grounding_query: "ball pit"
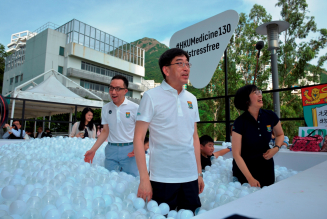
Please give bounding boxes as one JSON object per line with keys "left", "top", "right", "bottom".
{"left": 0, "top": 137, "right": 298, "bottom": 219}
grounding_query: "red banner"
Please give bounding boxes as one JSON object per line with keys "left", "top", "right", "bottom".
{"left": 301, "top": 84, "right": 327, "bottom": 106}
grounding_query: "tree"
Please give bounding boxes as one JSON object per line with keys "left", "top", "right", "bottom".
{"left": 0, "top": 43, "right": 9, "bottom": 93}
{"left": 194, "top": 5, "right": 272, "bottom": 141}
{"left": 274, "top": 0, "right": 327, "bottom": 137}
{"left": 192, "top": 1, "right": 327, "bottom": 141}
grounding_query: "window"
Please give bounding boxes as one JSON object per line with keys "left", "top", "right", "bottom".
{"left": 59, "top": 47, "right": 65, "bottom": 56}
{"left": 20, "top": 74, "right": 23, "bottom": 81}
{"left": 58, "top": 66, "right": 63, "bottom": 74}
{"left": 15, "top": 76, "right": 19, "bottom": 83}
{"left": 10, "top": 78, "right": 13, "bottom": 85}
{"left": 126, "top": 90, "right": 132, "bottom": 97}
{"left": 80, "top": 61, "right": 134, "bottom": 82}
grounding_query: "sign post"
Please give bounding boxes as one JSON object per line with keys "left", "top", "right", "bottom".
{"left": 169, "top": 10, "right": 239, "bottom": 88}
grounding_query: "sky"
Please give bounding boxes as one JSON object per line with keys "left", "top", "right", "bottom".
{"left": 0, "top": 0, "right": 326, "bottom": 69}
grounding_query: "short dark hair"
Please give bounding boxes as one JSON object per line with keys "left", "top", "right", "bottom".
{"left": 13, "top": 120, "right": 21, "bottom": 125}
{"left": 45, "top": 128, "right": 50, "bottom": 132}
{"left": 158, "top": 48, "right": 190, "bottom": 79}
{"left": 199, "top": 135, "right": 214, "bottom": 146}
{"left": 111, "top": 75, "right": 129, "bottom": 89}
{"left": 234, "top": 85, "right": 259, "bottom": 111}
{"left": 26, "top": 128, "right": 33, "bottom": 133}
{"left": 144, "top": 137, "right": 149, "bottom": 145}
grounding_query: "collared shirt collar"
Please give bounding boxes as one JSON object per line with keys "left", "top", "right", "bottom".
{"left": 112, "top": 97, "right": 128, "bottom": 107}
{"left": 161, "top": 80, "right": 185, "bottom": 94}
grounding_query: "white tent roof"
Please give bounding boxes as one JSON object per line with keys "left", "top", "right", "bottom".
{"left": 7, "top": 69, "right": 104, "bottom": 118}
{"left": 18, "top": 75, "right": 87, "bottom": 104}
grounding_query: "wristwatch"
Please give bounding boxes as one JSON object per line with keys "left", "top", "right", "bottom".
{"left": 273, "top": 145, "right": 281, "bottom": 151}
{"left": 227, "top": 146, "right": 232, "bottom": 151}
{"left": 198, "top": 173, "right": 203, "bottom": 178}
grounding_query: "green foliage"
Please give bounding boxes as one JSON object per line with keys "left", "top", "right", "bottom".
{"left": 0, "top": 43, "right": 9, "bottom": 93}
{"left": 189, "top": 1, "right": 327, "bottom": 141}
{"left": 131, "top": 37, "right": 169, "bottom": 83}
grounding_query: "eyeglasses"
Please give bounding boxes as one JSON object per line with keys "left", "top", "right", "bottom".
{"left": 253, "top": 90, "right": 262, "bottom": 95}
{"left": 167, "top": 62, "right": 192, "bottom": 68}
{"left": 109, "top": 86, "right": 127, "bottom": 92}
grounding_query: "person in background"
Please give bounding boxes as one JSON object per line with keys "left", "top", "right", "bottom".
{"left": 45, "top": 128, "right": 52, "bottom": 137}
{"left": 84, "top": 75, "right": 139, "bottom": 176}
{"left": 200, "top": 135, "right": 232, "bottom": 170}
{"left": 3, "top": 120, "right": 25, "bottom": 139}
{"left": 35, "top": 127, "right": 47, "bottom": 138}
{"left": 24, "top": 128, "right": 34, "bottom": 140}
{"left": 232, "top": 85, "right": 284, "bottom": 188}
{"left": 70, "top": 108, "right": 96, "bottom": 139}
{"left": 230, "top": 123, "right": 234, "bottom": 142}
{"left": 128, "top": 137, "right": 149, "bottom": 157}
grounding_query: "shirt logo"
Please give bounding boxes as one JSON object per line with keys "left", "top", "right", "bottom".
{"left": 109, "top": 110, "right": 112, "bottom": 114}
{"left": 267, "top": 125, "right": 272, "bottom": 132}
{"left": 126, "top": 112, "right": 130, "bottom": 118}
{"left": 137, "top": 112, "right": 141, "bottom": 116}
{"left": 187, "top": 101, "right": 193, "bottom": 109}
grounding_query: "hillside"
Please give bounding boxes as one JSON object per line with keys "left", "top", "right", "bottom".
{"left": 131, "top": 37, "right": 169, "bottom": 83}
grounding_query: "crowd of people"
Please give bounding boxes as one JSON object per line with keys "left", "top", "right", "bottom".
{"left": 2, "top": 121, "right": 52, "bottom": 140}
{"left": 1, "top": 48, "right": 287, "bottom": 213}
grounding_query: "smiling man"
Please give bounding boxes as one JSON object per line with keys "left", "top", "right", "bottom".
{"left": 133, "top": 48, "right": 204, "bottom": 212}
{"left": 84, "top": 75, "right": 139, "bottom": 176}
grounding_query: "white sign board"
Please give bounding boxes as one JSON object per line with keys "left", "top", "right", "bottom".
{"left": 170, "top": 10, "right": 239, "bottom": 88}
{"left": 298, "top": 126, "right": 327, "bottom": 147}
{"left": 315, "top": 105, "right": 327, "bottom": 126}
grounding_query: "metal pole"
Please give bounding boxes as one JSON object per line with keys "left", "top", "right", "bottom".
{"left": 20, "top": 100, "right": 25, "bottom": 139}
{"left": 271, "top": 49, "right": 281, "bottom": 117}
{"left": 224, "top": 49, "right": 231, "bottom": 142}
{"left": 74, "top": 105, "right": 77, "bottom": 123}
{"left": 69, "top": 109, "right": 73, "bottom": 135}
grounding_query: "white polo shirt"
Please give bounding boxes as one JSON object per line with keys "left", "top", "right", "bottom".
{"left": 136, "top": 80, "right": 200, "bottom": 183}
{"left": 101, "top": 98, "right": 138, "bottom": 143}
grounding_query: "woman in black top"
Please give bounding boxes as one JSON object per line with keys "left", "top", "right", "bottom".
{"left": 232, "top": 85, "right": 284, "bottom": 187}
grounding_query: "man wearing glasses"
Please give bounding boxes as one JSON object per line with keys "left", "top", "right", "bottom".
{"left": 134, "top": 48, "right": 204, "bottom": 212}
{"left": 84, "top": 75, "right": 139, "bottom": 176}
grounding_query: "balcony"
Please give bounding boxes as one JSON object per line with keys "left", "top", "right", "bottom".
{"left": 66, "top": 68, "right": 147, "bottom": 92}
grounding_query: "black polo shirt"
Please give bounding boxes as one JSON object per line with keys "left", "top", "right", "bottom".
{"left": 201, "top": 154, "right": 214, "bottom": 170}
{"left": 232, "top": 109, "right": 279, "bottom": 159}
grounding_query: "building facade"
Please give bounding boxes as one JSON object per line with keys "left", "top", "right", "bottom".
{"left": 3, "top": 19, "right": 147, "bottom": 102}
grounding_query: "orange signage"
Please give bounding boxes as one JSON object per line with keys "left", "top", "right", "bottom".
{"left": 301, "top": 84, "right": 327, "bottom": 106}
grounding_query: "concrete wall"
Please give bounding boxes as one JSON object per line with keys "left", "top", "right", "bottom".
{"left": 44, "top": 29, "right": 66, "bottom": 75}
{"left": 66, "top": 42, "right": 145, "bottom": 77}
{"left": 2, "top": 65, "right": 24, "bottom": 94}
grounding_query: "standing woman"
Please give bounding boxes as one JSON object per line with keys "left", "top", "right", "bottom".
{"left": 70, "top": 108, "right": 96, "bottom": 139}
{"left": 232, "top": 85, "right": 284, "bottom": 187}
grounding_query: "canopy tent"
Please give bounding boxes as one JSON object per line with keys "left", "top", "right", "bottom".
{"left": 6, "top": 69, "right": 104, "bottom": 134}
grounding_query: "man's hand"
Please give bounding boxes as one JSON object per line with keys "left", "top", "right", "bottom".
{"left": 137, "top": 178, "right": 152, "bottom": 202}
{"left": 3, "top": 124, "right": 9, "bottom": 128}
{"left": 198, "top": 176, "right": 205, "bottom": 194}
{"left": 127, "top": 150, "right": 135, "bottom": 158}
{"left": 247, "top": 177, "right": 261, "bottom": 187}
{"left": 84, "top": 150, "right": 95, "bottom": 163}
{"left": 263, "top": 147, "right": 278, "bottom": 160}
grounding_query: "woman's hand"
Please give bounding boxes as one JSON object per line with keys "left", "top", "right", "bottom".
{"left": 76, "top": 132, "right": 84, "bottom": 138}
{"left": 247, "top": 177, "right": 261, "bottom": 187}
{"left": 263, "top": 147, "right": 278, "bottom": 160}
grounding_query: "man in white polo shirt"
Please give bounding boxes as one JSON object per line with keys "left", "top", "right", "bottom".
{"left": 133, "top": 48, "right": 204, "bottom": 212}
{"left": 84, "top": 75, "right": 139, "bottom": 176}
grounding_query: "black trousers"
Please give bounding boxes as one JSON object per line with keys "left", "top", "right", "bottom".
{"left": 151, "top": 179, "right": 201, "bottom": 213}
